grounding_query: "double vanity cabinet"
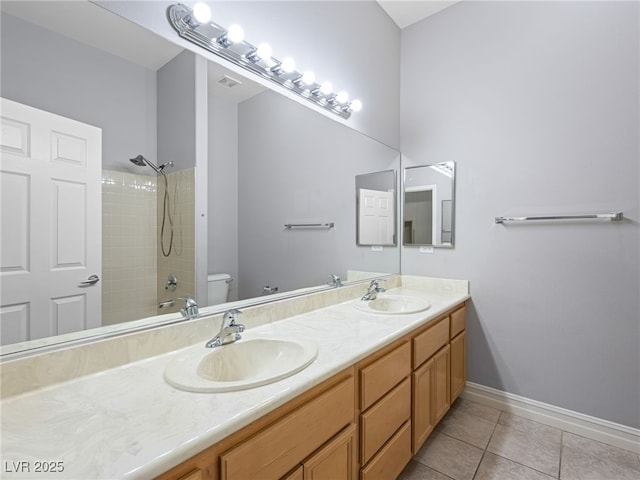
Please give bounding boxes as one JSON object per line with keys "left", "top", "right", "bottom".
{"left": 158, "top": 302, "right": 467, "bottom": 480}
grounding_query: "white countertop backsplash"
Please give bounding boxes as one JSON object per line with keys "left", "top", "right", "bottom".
{"left": 0, "top": 276, "right": 469, "bottom": 479}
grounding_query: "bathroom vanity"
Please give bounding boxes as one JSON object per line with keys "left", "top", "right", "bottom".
{"left": 0, "top": 276, "right": 468, "bottom": 480}
{"left": 158, "top": 301, "right": 467, "bottom": 480}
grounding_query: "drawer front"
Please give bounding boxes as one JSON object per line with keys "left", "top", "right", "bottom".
{"left": 360, "top": 421, "right": 412, "bottom": 480}
{"left": 361, "top": 377, "right": 411, "bottom": 465}
{"left": 450, "top": 304, "right": 466, "bottom": 338}
{"left": 221, "top": 376, "right": 354, "bottom": 480}
{"left": 177, "top": 471, "right": 202, "bottom": 480}
{"left": 360, "top": 342, "right": 411, "bottom": 410}
{"left": 413, "top": 316, "right": 449, "bottom": 368}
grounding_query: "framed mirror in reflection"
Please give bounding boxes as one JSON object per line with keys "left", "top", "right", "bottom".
{"left": 403, "top": 162, "right": 456, "bottom": 247}
{"left": 0, "top": 1, "right": 401, "bottom": 353}
{"left": 355, "top": 170, "right": 397, "bottom": 246}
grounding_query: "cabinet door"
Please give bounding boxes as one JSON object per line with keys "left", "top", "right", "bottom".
{"left": 303, "top": 425, "right": 356, "bottom": 480}
{"left": 412, "top": 357, "right": 434, "bottom": 454}
{"left": 450, "top": 331, "right": 466, "bottom": 402}
{"left": 433, "top": 345, "right": 451, "bottom": 424}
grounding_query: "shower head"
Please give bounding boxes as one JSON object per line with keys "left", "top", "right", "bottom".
{"left": 129, "top": 155, "right": 173, "bottom": 175}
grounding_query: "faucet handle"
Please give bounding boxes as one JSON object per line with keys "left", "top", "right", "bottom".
{"left": 180, "top": 296, "right": 197, "bottom": 306}
{"left": 179, "top": 296, "right": 200, "bottom": 320}
{"left": 328, "top": 274, "right": 343, "bottom": 287}
{"left": 223, "top": 308, "right": 243, "bottom": 325}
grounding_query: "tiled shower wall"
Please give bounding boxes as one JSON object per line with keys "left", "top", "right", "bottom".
{"left": 102, "top": 171, "right": 158, "bottom": 326}
{"left": 156, "top": 168, "right": 196, "bottom": 316}
{"left": 102, "top": 169, "right": 195, "bottom": 324}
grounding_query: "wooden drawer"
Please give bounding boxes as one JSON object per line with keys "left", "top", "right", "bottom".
{"left": 450, "top": 304, "right": 466, "bottom": 338}
{"left": 413, "top": 316, "right": 449, "bottom": 368}
{"left": 176, "top": 471, "right": 202, "bottom": 480}
{"left": 360, "top": 421, "right": 412, "bottom": 480}
{"left": 361, "top": 377, "right": 411, "bottom": 465}
{"left": 220, "top": 376, "right": 354, "bottom": 479}
{"left": 360, "top": 342, "right": 411, "bottom": 410}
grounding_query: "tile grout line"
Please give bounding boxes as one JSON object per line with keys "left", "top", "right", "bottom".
{"left": 470, "top": 412, "right": 500, "bottom": 480}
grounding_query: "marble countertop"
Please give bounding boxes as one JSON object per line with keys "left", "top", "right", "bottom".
{"left": 0, "top": 284, "right": 469, "bottom": 479}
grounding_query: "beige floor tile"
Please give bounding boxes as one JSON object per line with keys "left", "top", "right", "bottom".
{"left": 475, "top": 452, "right": 556, "bottom": 480}
{"left": 562, "top": 432, "right": 640, "bottom": 471}
{"left": 398, "top": 459, "right": 454, "bottom": 480}
{"left": 561, "top": 444, "right": 640, "bottom": 480}
{"left": 414, "top": 431, "right": 484, "bottom": 480}
{"left": 498, "top": 412, "right": 562, "bottom": 444}
{"left": 487, "top": 424, "right": 561, "bottom": 477}
{"left": 452, "top": 398, "right": 502, "bottom": 423}
{"left": 437, "top": 408, "right": 496, "bottom": 448}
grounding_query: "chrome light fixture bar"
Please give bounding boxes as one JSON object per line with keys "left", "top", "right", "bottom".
{"left": 168, "top": 3, "right": 361, "bottom": 119}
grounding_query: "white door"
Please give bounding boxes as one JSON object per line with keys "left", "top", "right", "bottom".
{"left": 0, "top": 98, "right": 102, "bottom": 345}
{"left": 358, "top": 188, "right": 395, "bottom": 245}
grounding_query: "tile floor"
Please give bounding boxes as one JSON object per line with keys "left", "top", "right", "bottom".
{"left": 398, "top": 398, "right": 640, "bottom": 480}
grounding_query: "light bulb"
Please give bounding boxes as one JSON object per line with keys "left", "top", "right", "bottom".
{"left": 192, "top": 3, "right": 211, "bottom": 23}
{"left": 280, "top": 57, "right": 295, "bottom": 73}
{"left": 320, "top": 81, "right": 333, "bottom": 95}
{"left": 255, "top": 43, "right": 272, "bottom": 60}
{"left": 300, "top": 70, "right": 315, "bottom": 86}
{"left": 350, "top": 99, "right": 362, "bottom": 112}
{"left": 226, "top": 24, "right": 244, "bottom": 43}
{"left": 335, "top": 91, "right": 349, "bottom": 104}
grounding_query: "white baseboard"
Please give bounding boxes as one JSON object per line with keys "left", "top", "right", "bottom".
{"left": 461, "top": 382, "right": 640, "bottom": 454}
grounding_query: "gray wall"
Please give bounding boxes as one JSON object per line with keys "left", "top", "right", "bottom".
{"left": 208, "top": 93, "right": 239, "bottom": 302}
{"left": 0, "top": 12, "right": 157, "bottom": 172}
{"left": 401, "top": 1, "right": 639, "bottom": 428}
{"left": 94, "top": 1, "right": 401, "bottom": 149}
{"left": 157, "top": 50, "right": 197, "bottom": 171}
{"left": 237, "top": 91, "right": 400, "bottom": 299}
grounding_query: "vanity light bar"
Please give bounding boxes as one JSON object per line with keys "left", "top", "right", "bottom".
{"left": 168, "top": 3, "right": 361, "bottom": 119}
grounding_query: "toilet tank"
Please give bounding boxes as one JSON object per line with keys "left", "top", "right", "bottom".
{"left": 207, "top": 273, "right": 231, "bottom": 305}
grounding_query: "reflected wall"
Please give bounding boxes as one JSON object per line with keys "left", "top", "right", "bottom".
{"left": 237, "top": 91, "right": 400, "bottom": 299}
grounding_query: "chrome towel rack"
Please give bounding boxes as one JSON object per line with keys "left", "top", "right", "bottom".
{"left": 284, "top": 222, "right": 335, "bottom": 229}
{"left": 495, "top": 212, "right": 623, "bottom": 224}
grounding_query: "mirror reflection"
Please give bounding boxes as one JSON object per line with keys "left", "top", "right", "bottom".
{"left": 403, "top": 162, "right": 455, "bottom": 247}
{"left": 0, "top": 1, "right": 400, "bottom": 351}
{"left": 355, "top": 170, "right": 397, "bottom": 246}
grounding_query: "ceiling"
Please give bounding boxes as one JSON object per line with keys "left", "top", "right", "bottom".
{"left": 377, "top": 0, "right": 460, "bottom": 29}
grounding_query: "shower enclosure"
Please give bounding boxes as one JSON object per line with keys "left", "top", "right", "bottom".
{"left": 101, "top": 166, "right": 195, "bottom": 326}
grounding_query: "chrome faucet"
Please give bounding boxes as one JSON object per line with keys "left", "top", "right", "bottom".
{"left": 328, "top": 274, "right": 343, "bottom": 288}
{"left": 361, "top": 279, "right": 386, "bottom": 301}
{"left": 180, "top": 296, "right": 200, "bottom": 319}
{"left": 206, "top": 309, "right": 245, "bottom": 348}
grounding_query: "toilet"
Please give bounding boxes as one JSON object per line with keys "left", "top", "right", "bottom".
{"left": 207, "top": 273, "right": 231, "bottom": 305}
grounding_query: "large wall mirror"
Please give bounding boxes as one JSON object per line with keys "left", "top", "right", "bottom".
{"left": 0, "top": 1, "right": 400, "bottom": 354}
{"left": 403, "top": 162, "right": 456, "bottom": 247}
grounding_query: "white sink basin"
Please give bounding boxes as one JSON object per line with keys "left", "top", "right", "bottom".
{"left": 164, "top": 337, "right": 318, "bottom": 393}
{"left": 353, "top": 295, "right": 431, "bottom": 315}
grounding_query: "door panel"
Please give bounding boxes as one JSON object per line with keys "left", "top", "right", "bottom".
{"left": 358, "top": 188, "right": 394, "bottom": 245}
{"left": 0, "top": 98, "right": 102, "bottom": 344}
